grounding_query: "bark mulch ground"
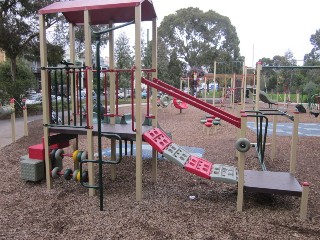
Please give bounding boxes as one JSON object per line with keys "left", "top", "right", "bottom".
{"left": 0, "top": 102, "right": 320, "bottom": 239}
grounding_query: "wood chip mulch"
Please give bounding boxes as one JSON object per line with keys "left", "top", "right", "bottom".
{"left": 0, "top": 102, "right": 320, "bottom": 239}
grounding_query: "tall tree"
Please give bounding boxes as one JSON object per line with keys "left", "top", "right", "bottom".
{"left": 158, "top": 7, "right": 242, "bottom": 71}
{"left": 51, "top": 21, "right": 109, "bottom": 63}
{"left": 142, "top": 40, "right": 152, "bottom": 70}
{"left": 0, "top": 0, "right": 58, "bottom": 80}
{"left": 303, "top": 29, "right": 320, "bottom": 89}
{"left": 0, "top": 59, "right": 36, "bottom": 103}
{"left": 309, "top": 29, "right": 320, "bottom": 55}
{"left": 156, "top": 38, "right": 170, "bottom": 82}
{"left": 167, "top": 51, "right": 186, "bottom": 88}
{"left": 115, "top": 32, "right": 134, "bottom": 91}
{"left": 260, "top": 51, "right": 306, "bottom": 94}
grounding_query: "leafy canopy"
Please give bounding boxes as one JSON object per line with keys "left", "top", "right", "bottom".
{"left": 158, "top": 7, "right": 241, "bottom": 71}
{"left": 115, "top": 32, "right": 134, "bottom": 90}
{"left": 0, "top": 0, "right": 59, "bottom": 78}
{"left": 0, "top": 59, "right": 36, "bottom": 103}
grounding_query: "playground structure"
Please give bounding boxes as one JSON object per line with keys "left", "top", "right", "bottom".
{"left": 179, "top": 62, "right": 271, "bottom": 110}
{"left": 309, "top": 94, "right": 320, "bottom": 117}
{"left": 172, "top": 98, "right": 188, "bottom": 113}
{"left": 194, "top": 63, "right": 255, "bottom": 109}
{"left": 157, "top": 94, "right": 170, "bottom": 110}
{"left": 200, "top": 115, "right": 221, "bottom": 135}
{"left": 18, "top": 0, "right": 309, "bottom": 219}
{"left": 256, "top": 63, "right": 320, "bottom": 112}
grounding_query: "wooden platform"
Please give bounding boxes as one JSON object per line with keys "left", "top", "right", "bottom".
{"left": 244, "top": 170, "right": 302, "bottom": 196}
{"left": 49, "top": 123, "right": 153, "bottom": 140}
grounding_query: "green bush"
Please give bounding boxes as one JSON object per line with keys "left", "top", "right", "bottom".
{"left": 0, "top": 59, "right": 37, "bottom": 104}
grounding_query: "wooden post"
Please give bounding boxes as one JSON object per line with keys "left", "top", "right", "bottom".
{"left": 135, "top": 4, "right": 143, "bottom": 201}
{"left": 151, "top": 17, "right": 158, "bottom": 183}
{"left": 300, "top": 182, "right": 310, "bottom": 220}
{"left": 236, "top": 110, "right": 245, "bottom": 159}
{"left": 69, "top": 23, "right": 76, "bottom": 121}
{"left": 84, "top": 10, "right": 95, "bottom": 196}
{"left": 296, "top": 90, "right": 300, "bottom": 104}
{"left": 290, "top": 112, "right": 299, "bottom": 174}
{"left": 230, "top": 75, "right": 234, "bottom": 108}
{"left": 206, "top": 124, "right": 211, "bottom": 136}
{"left": 204, "top": 77, "right": 207, "bottom": 103}
{"left": 255, "top": 62, "right": 262, "bottom": 111}
{"left": 243, "top": 65, "right": 247, "bottom": 110}
{"left": 271, "top": 114, "right": 278, "bottom": 160}
{"left": 237, "top": 114, "right": 247, "bottom": 212}
{"left": 108, "top": 20, "right": 117, "bottom": 181}
{"left": 240, "top": 64, "right": 244, "bottom": 106}
{"left": 187, "top": 77, "right": 190, "bottom": 94}
{"left": 68, "top": 24, "right": 78, "bottom": 172}
{"left": 193, "top": 72, "right": 197, "bottom": 97}
{"left": 213, "top": 61, "right": 216, "bottom": 106}
{"left": 23, "top": 104, "right": 28, "bottom": 137}
{"left": 39, "top": 14, "right": 52, "bottom": 190}
{"left": 284, "top": 92, "right": 287, "bottom": 104}
{"left": 10, "top": 99, "right": 16, "bottom": 142}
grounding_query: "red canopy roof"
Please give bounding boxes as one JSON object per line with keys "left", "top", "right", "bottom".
{"left": 39, "top": 0, "right": 157, "bottom": 25}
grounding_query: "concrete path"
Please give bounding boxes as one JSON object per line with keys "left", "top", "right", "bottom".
{"left": 0, "top": 114, "right": 43, "bottom": 149}
{"left": 247, "top": 122, "right": 320, "bottom": 137}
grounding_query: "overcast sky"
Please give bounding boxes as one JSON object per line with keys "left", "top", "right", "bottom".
{"left": 149, "top": 0, "right": 320, "bottom": 67}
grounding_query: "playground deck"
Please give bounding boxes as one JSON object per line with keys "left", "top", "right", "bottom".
{"left": 244, "top": 170, "right": 302, "bottom": 196}
{"left": 49, "top": 123, "right": 153, "bottom": 140}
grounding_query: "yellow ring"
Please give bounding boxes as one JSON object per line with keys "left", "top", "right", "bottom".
{"left": 72, "top": 150, "right": 79, "bottom": 162}
{"left": 76, "top": 171, "right": 81, "bottom": 182}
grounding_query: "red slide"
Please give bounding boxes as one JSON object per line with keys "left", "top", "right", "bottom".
{"left": 141, "top": 77, "right": 241, "bottom": 128}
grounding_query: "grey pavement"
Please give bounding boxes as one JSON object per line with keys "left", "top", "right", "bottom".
{"left": 0, "top": 114, "right": 43, "bottom": 149}
{"left": 247, "top": 122, "right": 320, "bottom": 137}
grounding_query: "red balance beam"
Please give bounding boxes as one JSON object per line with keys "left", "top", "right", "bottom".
{"left": 141, "top": 77, "right": 241, "bottom": 128}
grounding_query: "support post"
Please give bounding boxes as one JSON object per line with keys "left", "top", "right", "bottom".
{"left": 231, "top": 73, "right": 235, "bottom": 109}
{"left": 212, "top": 61, "right": 218, "bottom": 106}
{"left": 290, "top": 112, "right": 299, "bottom": 174}
{"left": 135, "top": 4, "right": 143, "bottom": 201}
{"left": 10, "top": 99, "right": 16, "bottom": 142}
{"left": 84, "top": 10, "right": 95, "bottom": 196}
{"left": 236, "top": 110, "right": 245, "bottom": 159}
{"left": 151, "top": 17, "right": 158, "bottom": 183}
{"left": 39, "top": 14, "right": 52, "bottom": 190}
{"left": 204, "top": 77, "right": 207, "bottom": 103}
{"left": 271, "top": 114, "right": 278, "bottom": 160}
{"left": 300, "top": 182, "right": 310, "bottom": 220}
{"left": 108, "top": 20, "right": 117, "bottom": 181}
{"left": 243, "top": 66, "right": 247, "bottom": 110}
{"left": 69, "top": 23, "right": 76, "bottom": 121}
{"left": 22, "top": 99, "right": 29, "bottom": 137}
{"left": 237, "top": 113, "right": 247, "bottom": 212}
{"left": 296, "top": 90, "right": 300, "bottom": 104}
{"left": 255, "top": 62, "right": 262, "bottom": 111}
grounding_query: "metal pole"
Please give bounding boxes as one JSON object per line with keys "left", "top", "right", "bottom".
{"left": 95, "top": 34, "right": 104, "bottom": 211}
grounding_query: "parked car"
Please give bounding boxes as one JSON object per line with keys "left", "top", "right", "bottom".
{"left": 25, "top": 94, "right": 42, "bottom": 105}
{"left": 118, "top": 89, "right": 131, "bottom": 99}
{"left": 51, "top": 95, "right": 62, "bottom": 102}
{"left": 80, "top": 89, "right": 97, "bottom": 102}
{"left": 141, "top": 90, "right": 148, "bottom": 99}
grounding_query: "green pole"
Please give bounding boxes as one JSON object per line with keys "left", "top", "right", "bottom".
{"left": 95, "top": 33, "right": 104, "bottom": 211}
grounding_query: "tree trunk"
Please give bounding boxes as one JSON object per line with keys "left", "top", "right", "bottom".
{"left": 10, "top": 57, "right": 17, "bottom": 81}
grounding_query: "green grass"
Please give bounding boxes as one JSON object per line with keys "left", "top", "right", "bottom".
{"left": 268, "top": 93, "right": 309, "bottom": 103}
